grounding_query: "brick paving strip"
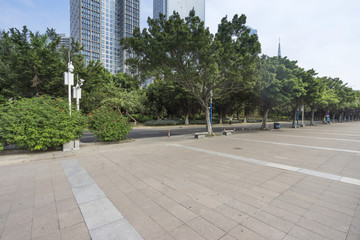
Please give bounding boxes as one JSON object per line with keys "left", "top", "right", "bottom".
{"left": 170, "top": 144, "right": 360, "bottom": 186}
{"left": 61, "top": 159, "right": 143, "bottom": 240}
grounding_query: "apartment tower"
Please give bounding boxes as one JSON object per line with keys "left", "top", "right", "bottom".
{"left": 153, "top": 0, "right": 205, "bottom": 22}
{"left": 70, "top": 0, "right": 140, "bottom": 74}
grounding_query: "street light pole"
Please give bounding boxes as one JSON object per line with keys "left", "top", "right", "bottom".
{"left": 65, "top": 62, "right": 74, "bottom": 116}
{"left": 73, "top": 77, "right": 84, "bottom": 111}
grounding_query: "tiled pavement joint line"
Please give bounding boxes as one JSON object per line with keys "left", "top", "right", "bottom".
{"left": 61, "top": 159, "right": 143, "bottom": 240}
{"left": 233, "top": 138, "right": 360, "bottom": 154}
{"left": 170, "top": 144, "right": 360, "bottom": 187}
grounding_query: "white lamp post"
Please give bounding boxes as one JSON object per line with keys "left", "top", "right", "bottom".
{"left": 73, "top": 78, "right": 84, "bottom": 111}
{"left": 64, "top": 62, "right": 74, "bottom": 116}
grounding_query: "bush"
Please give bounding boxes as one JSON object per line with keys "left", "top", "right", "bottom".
{"left": 131, "top": 114, "right": 154, "bottom": 123}
{"left": 87, "top": 106, "right": 132, "bottom": 142}
{"left": 144, "top": 119, "right": 183, "bottom": 126}
{"left": 0, "top": 96, "right": 86, "bottom": 151}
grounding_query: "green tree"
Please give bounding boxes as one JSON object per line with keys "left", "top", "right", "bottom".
{"left": 0, "top": 27, "right": 67, "bottom": 101}
{"left": 122, "top": 11, "right": 260, "bottom": 134}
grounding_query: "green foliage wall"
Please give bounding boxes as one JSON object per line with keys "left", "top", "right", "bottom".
{"left": 0, "top": 96, "right": 86, "bottom": 151}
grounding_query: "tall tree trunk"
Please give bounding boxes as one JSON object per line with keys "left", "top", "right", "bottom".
{"left": 205, "top": 105, "right": 213, "bottom": 135}
{"left": 332, "top": 113, "right": 336, "bottom": 122}
{"left": 126, "top": 111, "right": 137, "bottom": 126}
{"left": 243, "top": 115, "right": 247, "bottom": 123}
{"left": 185, "top": 112, "right": 189, "bottom": 125}
{"left": 236, "top": 111, "right": 239, "bottom": 120}
{"left": 323, "top": 114, "right": 327, "bottom": 124}
{"left": 219, "top": 108, "right": 223, "bottom": 124}
{"left": 310, "top": 108, "right": 315, "bottom": 126}
{"left": 292, "top": 107, "right": 298, "bottom": 128}
{"left": 261, "top": 109, "right": 270, "bottom": 130}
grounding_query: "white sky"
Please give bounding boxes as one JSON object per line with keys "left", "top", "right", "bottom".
{"left": 141, "top": 0, "right": 360, "bottom": 90}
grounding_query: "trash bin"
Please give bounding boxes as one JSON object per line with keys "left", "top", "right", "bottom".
{"left": 274, "top": 123, "right": 280, "bottom": 129}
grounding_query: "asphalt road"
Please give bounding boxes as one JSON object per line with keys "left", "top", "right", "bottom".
{"left": 80, "top": 121, "right": 306, "bottom": 143}
{"left": 2, "top": 121, "right": 321, "bottom": 149}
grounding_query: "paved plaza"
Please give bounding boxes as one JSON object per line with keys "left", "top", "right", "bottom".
{"left": 0, "top": 122, "right": 359, "bottom": 240}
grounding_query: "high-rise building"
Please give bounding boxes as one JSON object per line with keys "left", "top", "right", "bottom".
{"left": 57, "top": 34, "right": 71, "bottom": 50}
{"left": 70, "top": 0, "right": 140, "bottom": 74}
{"left": 153, "top": 0, "right": 205, "bottom": 22}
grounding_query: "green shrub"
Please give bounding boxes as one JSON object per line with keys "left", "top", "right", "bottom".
{"left": 144, "top": 119, "right": 183, "bottom": 126}
{"left": 0, "top": 96, "right": 86, "bottom": 151}
{"left": 131, "top": 114, "right": 154, "bottom": 123}
{"left": 87, "top": 106, "right": 132, "bottom": 142}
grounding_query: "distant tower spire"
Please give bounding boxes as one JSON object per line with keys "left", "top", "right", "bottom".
{"left": 278, "top": 38, "right": 281, "bottom": 58}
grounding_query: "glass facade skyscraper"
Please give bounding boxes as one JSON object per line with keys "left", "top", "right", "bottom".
{"left": 70, "top": 0, "right": 140, "bottom": 74}
{"left": 153, "top": 0, "right": 205, "bottom": 22}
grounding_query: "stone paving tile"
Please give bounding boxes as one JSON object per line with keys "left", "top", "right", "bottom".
{"left": 167, "top": 204, "right": 198, "bottom": 223}
{"left": 219, "top": 235, "right": 237, "bottom": 240}
{"left": 297, "top": 217, "right": 347, "bottom": 240}
{"left": 4, "top": 208, "right": 33, "bottom": 228}
{"left": 346, "top": 217, "right": 360, "bottom": 240}
{"left": 33, "top": 202, "right": 57, "bottom": 220}
{"left": 10, "top": 196, "right": 34, "bottom": 212}
{"left": 270, "top": 199, "right": 308, "bottom": 216}
{"left": 241, "top": 217, "right": 286, "bottom": 240}
{"left": 282, "top": 235, "right": 300, "bottom": 240}
{"left": 150, "top": 209, "right": 183, "bottom": 232}
{"left": 0, "top": 202, "right": 11, "bottom": 217}
{"left": 228, "top": 225, "right": 266, "bottom": 240}
{"left": 201, "top": 209, "right": 238, "bottom": 233}
{"left": 58, "top": 207, "right": 84, "bottom": 229}
{"left": 187, "top": 217, "right": 226, "bottom": 240}
{"left": 313, "top": 199, "right": 355, "bottom": 217}
{"left": 303, "top": 210, "right": 350, "bottom": 233}
{"left": 120, "top": 205, "right": 149, "bottom": 224}
{"left": 55, "top": 197, "right": 78, "bottom": 213}
{"left": 60, "top": 222, "right": 91, "bottom": 240}
{"left": 178, "top": 198, "right": 210, "bottom": 216}
{"left": 288, "top": 225, "right": 329, "bottom": 240}
{"left": 0, "top": 221, "right": 32, "bottom": 240}
{"left": 319, "top": 190, "right": 359, "bottom": 209}
{"left": 261, "top": 204, "right": 302, "bottom": 224}
{"left": 308, "top": 204, "right": 353, "bottom": 226}
{"left": 253, "top": 210, "right": 295, "bottom": 233}
{"left": 131, "top": 215, "right": 167, "bottom": 239}
{"left": 138, "top": 199, "right": 164, "bottom": 216}
{"left": 0, "top": 215, "right": 5, "bottom": 235}
{"left": 275, "top": 194, "right": 313, "bottom": 210}
{"left": 169, "top": 224, "right": 206, "bottom": 240}
{"left": 31, "top": 214, "right": 59, "bottom": 239}
{"left": 225, "top": 199, "right": 259, "bottom": 216}
{"left": 155, "top": 233, "right": 176, "bottom": 240}
{"left": 32, "top": 231, "right": 61, "bottom": 240}
{"left": 90, "top": 219, "right": 143, "bottom": 240}
{"left": 214, "top": 204, "right": 249, "bottom": 224}
{"left": 72, "top": 183, "right": 106, "bottom": 205}
{"left": 79, "top": 197, "right": 123, "bottom": 230}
